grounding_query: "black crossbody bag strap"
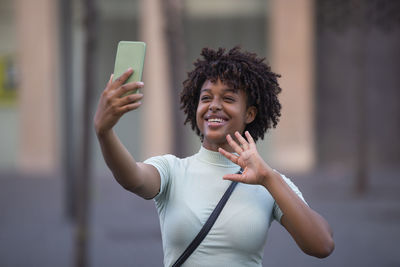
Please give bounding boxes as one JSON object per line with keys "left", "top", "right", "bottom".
{"left": 172, "top": 169, "right": 242, "bottom": 267}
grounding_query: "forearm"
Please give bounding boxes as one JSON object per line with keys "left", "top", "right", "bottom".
{"left": 218, "top": 131, "right": 334, "bottom": 257}
{"left": 96, "top": 129, "right": 144, "bottom": 192}
{"left": 262, "top": 170, "right": 334, "bottom": 258}
{"left": 93, "top": 70, "right": 159, "bottom": 198}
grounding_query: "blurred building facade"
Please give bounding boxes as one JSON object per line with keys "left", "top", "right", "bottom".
{"left": 316, "top": 0, "right": 400, "bottom": 170}
{"left": 0, "top": 0, "right": 398, "bottom": 178}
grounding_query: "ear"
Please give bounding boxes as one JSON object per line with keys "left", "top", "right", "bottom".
{"left": 245, "top": 106, "right": 257, "bottom": 124}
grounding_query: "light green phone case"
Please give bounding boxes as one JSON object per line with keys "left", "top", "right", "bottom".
{"left": 113, "top": 41, "right": 146, "bottom": 88}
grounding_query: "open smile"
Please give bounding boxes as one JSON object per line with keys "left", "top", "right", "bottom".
{"left": 205, "top": 115, "right": 228, "bottom": 127}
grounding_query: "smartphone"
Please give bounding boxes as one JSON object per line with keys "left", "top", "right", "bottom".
{"left": 113, "top": 41, "right": 146, "bottom": 94}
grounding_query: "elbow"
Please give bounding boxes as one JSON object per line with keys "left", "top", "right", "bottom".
{"left": 307, "top": 237, "right": 335, "bottom": 258}
{"left": 315, "top": 243, "right": 335, "bottom": 259}
{"left": 120, "top": 181, "right": 140, "bottom": 194}
{"left": 121, "top": 182, "right": 155, "bottom": 199}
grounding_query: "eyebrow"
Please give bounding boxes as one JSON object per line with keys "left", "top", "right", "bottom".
{"left": 200, "top": 88, "right": 239, "bottom": 94}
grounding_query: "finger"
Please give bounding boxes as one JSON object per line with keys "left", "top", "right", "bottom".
{"left": 107, "top": 74, "right": 113, "bottom": 86}
{"left": 118, "top": 93, "right": 144, "bottom": 106}
{"left": 103, "top": 74, "right": 114, "bottom": 92}
{"left": 245, "top": 131, "right": 255, "bottom": 146}
{"left": 235, "top": 131, "right": 249, "bottom": 149}
{"left": 226, "top": 134, "right": 243, "bottom": 154}
{"left": 222, "top": 173, "right": 245, "bottom": 183}
{"left": 111, "top": 68, "right": 133, "bottom": 89}
{"left": 115, "top": 81, "right": 144, "bottom": 98}
{"left": 218, "top": 147, "right": 239, "bottom": 164}
{"left": 117, "top": 101, "right": 142, "bottom": 114}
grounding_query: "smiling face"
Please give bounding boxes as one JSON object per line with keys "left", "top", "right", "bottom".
{"left": 196, "top": 79, "right": 257, "bottom": 152}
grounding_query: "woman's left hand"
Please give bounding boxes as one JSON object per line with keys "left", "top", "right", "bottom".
{"left": 221, "top": 132, "right": 335, "bottom": 258}
{"left": 218, "top": 131, "right": 274, "bottom": 185}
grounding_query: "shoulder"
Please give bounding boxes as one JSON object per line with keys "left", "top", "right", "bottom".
{"left": 274, "top": 170, "right": 303, "bottom": 195}
{"left": 143, "top": 153, "right": 197, "bottom": 172}
{"left": 144, "top": 153, "right": 178, "bottom": 166}
{"left": 272, "top": 169, "right": 308, "bottom": 206}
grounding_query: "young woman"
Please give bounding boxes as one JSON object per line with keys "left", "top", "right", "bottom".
{"left": 94, "top": 47, "right": 334, "bottom": 266}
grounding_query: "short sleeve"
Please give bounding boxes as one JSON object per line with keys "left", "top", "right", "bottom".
{"left": 272, "top": 171, "right": 308, "bottom": 224}
{"left": 143, "top": 154, "right": 175, "bottom": 203}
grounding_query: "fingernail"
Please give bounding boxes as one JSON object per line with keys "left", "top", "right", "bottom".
{"left": 127, "top": 67, "right": 133, "bottom": 71}
{"left": 137, "top": 82, "right": 144, "bottom": 86}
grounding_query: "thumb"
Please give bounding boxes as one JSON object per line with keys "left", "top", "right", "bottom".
{"left": 223, "top": 173, "right": 243, "bottom": 183}
{"left": 107, "top": 74, "right": 113, "bottom": 86}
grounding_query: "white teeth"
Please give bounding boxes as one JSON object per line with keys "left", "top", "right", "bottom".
{"left": 208, "top": 118, "right": 224, "bottom": 123}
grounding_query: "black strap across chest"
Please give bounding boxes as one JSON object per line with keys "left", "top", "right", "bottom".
{"left": 172, "top": 169, "right": 242, "bottom": 267}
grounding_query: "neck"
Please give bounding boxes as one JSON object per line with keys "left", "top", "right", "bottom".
{"left": 202, "top": 141, "right": 235, "bottom": 153}
{"left": 197, "top": 145, "right": 238, "bottom": 167}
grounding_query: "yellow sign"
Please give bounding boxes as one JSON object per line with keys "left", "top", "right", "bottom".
{"left": 0, "top": 55, "right": 17, "bottom": 106}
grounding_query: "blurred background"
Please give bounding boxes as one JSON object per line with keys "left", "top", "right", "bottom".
{"left": 0, "top": 0, "right": 399, "bottom": 266}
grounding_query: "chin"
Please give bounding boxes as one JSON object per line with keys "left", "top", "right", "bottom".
{"left": 203, "top": 131, "right": 225, "bottom": 139}
{"left": 203, "top": 134, "right": 227, "bottom": 146}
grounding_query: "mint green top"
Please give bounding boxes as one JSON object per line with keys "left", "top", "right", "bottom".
{"left": 144, "top": 146, "right": 306, "bottom": 267}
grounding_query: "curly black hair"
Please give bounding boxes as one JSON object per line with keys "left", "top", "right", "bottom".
{"left": 180, "top": 46, "right": 282, "bottom": 142}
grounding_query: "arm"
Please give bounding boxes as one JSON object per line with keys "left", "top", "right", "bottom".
{"left": 219, "top": 131, "right": 334, "bottom": 258}
{"left": 94, "top": 68, "right": 160, "bottom": 199}
{"left": 263, "top": 170, "right": 334, "bottom": 258}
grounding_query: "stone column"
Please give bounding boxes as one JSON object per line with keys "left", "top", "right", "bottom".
{"left": 139, "top": 0, "right": 173, "bottom": 158}
{"left": 268, "top": 0, "right": 315, "bottom": 172}
{"left": 15, "top": 0, "right": 59, "bottom": 174}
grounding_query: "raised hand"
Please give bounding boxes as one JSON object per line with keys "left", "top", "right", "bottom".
{"left": 218, "top": 131, "right": 274, "bottom": 185}
{"left": 94, "top": 68, "right": 144, "bottom": 136}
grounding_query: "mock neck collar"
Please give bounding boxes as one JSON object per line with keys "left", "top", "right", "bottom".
{"left": 196, "top": 145, "right": 238, "bottom": 167}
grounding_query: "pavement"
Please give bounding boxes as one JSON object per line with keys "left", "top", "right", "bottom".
{"left": 0, "top": 166, "right": 399, "bottom": 267}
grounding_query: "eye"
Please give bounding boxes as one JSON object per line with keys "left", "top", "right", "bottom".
{"left": 200, "top": 95, "right": 211, "bottom": 102}
{"left": 224, "top": 96, "right": 235, "bottom": 102}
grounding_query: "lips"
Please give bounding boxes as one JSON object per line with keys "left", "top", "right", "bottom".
{"left": 208, "top": 118, "right": 225, "bottom": 123}
{"left": 205, "top": 114, "right": 228, "bottom": 127}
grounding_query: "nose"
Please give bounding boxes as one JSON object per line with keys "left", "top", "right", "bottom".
{"left": 209, "top": 98, "right": 222, "bottom": 111}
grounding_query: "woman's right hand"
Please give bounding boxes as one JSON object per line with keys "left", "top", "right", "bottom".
{"left": 94, "top": 68, "right": 144, "bottom": 136}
